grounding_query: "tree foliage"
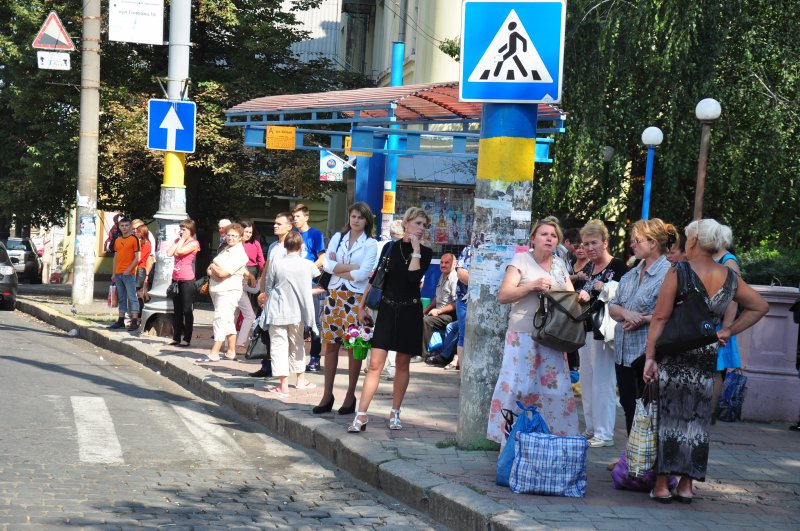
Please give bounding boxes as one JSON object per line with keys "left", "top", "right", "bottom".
{"left": 530, "top": 0, "right": 800, "bottom": 250}
{"left": 0, "top": 0, "right": 370, "bottom": 231}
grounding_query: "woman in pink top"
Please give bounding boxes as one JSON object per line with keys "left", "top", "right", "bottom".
{"left": 167, "top": 219, "right": 201, "bottom": 347}
{"left": 241, "top": 221, "right": 264, "bottom": 314}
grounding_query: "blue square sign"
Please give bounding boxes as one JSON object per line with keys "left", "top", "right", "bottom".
{"left": 147, "top": 99, "right": 197, "bottom": 153}
{"left": 459, "top": 0, "right": 566, "bottom": 103}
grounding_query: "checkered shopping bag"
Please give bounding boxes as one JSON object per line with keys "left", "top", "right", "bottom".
{"left": 509, "top": 432, "right": 588, "bottom": 497}
{"left": 626, "top": 381, "right": 658, "bottom": 477}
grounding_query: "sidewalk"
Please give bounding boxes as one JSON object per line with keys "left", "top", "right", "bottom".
{"left": 14, "top": 286, "right": 800, "bottom": 530}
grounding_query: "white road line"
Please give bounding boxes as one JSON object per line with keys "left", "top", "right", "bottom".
{"left": 171, "top": 402, "right": 246, "bottom": 465}
{"left": 70, "top": 396, "right": 125, "bottom": 464}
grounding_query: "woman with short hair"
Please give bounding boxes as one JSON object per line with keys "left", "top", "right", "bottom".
{"left": 487, "top": 218, "right": 586, "bottom": 444}
{"left": 577, "top": 219, "right": 627, "bottom": 448}
{"left": 644, "top": 219, "right": 768, "bottom": 502}
{"left": 202, "top": 223, "right": 249, "bottom": 361}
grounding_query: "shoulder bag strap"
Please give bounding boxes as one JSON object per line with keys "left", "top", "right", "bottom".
{"left": 539, "top": 292, "right": 584, "bottom": 323}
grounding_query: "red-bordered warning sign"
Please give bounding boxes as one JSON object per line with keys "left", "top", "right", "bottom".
{"left": 32, "top": 11, "right": 75, "bottom": 51}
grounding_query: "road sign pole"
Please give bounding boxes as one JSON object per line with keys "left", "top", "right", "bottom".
{"left": 457, "top": 103, "right": 538, "bottom": 449}
{"left": 141, "top": 0, "right": 192, "bottom": 331}
{"left": 71, "top": 0, "right": 101, "bottom": 306}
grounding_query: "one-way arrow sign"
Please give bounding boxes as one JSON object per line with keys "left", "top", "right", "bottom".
{"left": 147, "top": 99, "right": 196, "bottom": 153}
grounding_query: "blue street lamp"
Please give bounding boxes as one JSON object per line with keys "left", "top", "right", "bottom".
{"left": 641, "top": 126, "right": 663, "bottom": 220}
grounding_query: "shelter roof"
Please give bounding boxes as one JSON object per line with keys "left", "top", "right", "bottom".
{"left": 225, "top": 81, "right": 566, "bottom": 125}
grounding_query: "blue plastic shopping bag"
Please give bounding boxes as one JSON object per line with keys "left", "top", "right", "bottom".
{"left": 510, "top": 432, "right": 588, "bottom": 497}
{"left": 496, "top": 401, "right": 550, "bottom": 487}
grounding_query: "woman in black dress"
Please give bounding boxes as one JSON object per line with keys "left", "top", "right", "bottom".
{"left": 351, "top": 207, "right": 433, "bottom": 432}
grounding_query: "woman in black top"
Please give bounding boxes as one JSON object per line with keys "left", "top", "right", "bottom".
{"left": 577, "top": 220, "right": 628, "bottom": 448}
{"left": 351, "top": 207, "right": 433, "bottom": 433}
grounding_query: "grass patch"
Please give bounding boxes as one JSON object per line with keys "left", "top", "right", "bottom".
{"left": 436, "top": 438, "right": 458, "bottom": 449}
{"left": 465, "top": 483, "right": 487, "bottom": 495}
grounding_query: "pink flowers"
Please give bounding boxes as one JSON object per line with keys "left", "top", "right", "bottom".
{"left": 342, "top": 324, "right": 373, "bottom": 349}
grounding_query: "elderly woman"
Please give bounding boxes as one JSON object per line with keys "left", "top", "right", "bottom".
{"left": 608, "top": 219, "right": 678, "bottom": 433}
{"left": 200, "top": 222, "right": 250, "bottom": 362}
{"left": 350, "top": 207, "right": 433, "bottom": 432}
{"left": 644, "top": 219, "right": 768, "bottom": 503}
{"left": 487, "top": 219, "right": 586, "bottom": 444}
{"left": 577, "top": 219, "right": 627, "bottom": 448}
{"left": 312, "top": 202, "right": 377, "bottom": 415}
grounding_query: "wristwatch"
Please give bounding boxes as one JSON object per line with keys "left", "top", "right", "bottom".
{"left": 411, "top": 252, "right": 422, "bottom": 258}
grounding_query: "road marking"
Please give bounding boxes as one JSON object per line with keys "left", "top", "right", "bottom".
{"left": 171, "top": 402, "right": 246, "bottom": 465}
{"left": 71, "top": 396, "right": 124, "bottom": 464}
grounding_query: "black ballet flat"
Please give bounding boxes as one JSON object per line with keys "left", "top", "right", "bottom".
{"left": 670, "top": 490, "right": 693, "bottom": 504}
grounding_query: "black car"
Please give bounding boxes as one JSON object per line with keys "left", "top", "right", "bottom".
{"left": 1, "top": 237, "right": 42, "bottom": 283}
{"left": 0, "top": 241, "right": 18, "bottom": 310}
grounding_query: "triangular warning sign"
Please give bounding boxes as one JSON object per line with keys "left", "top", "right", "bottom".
{"left": 32, "top": 11, "right": 75, "bottom": 51}
{"left": 468, "top": 9, "right": 552, "bottom": 83}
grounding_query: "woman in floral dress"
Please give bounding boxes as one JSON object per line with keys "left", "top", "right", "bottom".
{"left": 487, "top": 219, "right": 588, "bottom": 445}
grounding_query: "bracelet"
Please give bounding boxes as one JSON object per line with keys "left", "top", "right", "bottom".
{"left": 411, "top": 252, "right": 422, "bottom": 258}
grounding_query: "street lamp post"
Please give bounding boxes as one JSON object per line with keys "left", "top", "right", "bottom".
{"left": 640, "top": 126, "right": 663, "bottom": 220}
{"left": 693, "top": 98, "right": 722, "bottom": 220}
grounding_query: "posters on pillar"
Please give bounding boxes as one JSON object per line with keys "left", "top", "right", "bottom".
{"left": 109, "top": 0, "right": 165, "bottom": 45}
{"left": 101, "top": 211, "right": 122, "bottom": 255}
{"left": 79, "top": 216, "right": 96, "bottom": 236}
{"left": 469, "top": 244, "right": 517, "bottom": 300}
{"left": 319, "top": 150, "right": 344, "bottom": 182}
{"left": 395, "top": 185, "right": 474, "bottom": 250}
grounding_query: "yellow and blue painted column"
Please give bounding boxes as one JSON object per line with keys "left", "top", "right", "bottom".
{"left": 456, "top": 102, "right": 539, "bottom": 449}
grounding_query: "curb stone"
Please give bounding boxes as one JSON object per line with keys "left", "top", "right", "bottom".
{"left": 16, "top": 297, "right": 503, "bottom": 530}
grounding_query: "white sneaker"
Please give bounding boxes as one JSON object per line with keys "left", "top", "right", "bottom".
{"left": 381, "top": 369, "right": 395, "bottom": 381}
{"left": 587, "top": 437, "right": 614, "bottom": 448}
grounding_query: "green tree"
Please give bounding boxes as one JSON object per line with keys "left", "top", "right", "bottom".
{"left": 0, "top": 0, "right": 370, "bottom": 234}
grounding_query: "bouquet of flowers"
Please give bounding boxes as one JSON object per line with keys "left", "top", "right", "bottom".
{"left": 342, "top": 323, "right": 373, "bottom": 360}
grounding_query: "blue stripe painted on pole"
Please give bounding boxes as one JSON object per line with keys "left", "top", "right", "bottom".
{"left": 481, "top": 103, "right": 538, "bottom": 140}
{"left": 642, "top": 145, "right": 655, "bottom": 220}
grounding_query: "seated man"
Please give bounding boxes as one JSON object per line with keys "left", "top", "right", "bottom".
{"left": 427, "top": 245, "right": 470, "bottom": 369}
{"left": 420, "top": 253, "right": 457, "bottom": 360}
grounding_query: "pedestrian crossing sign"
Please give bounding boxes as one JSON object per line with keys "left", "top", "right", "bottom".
{"left": 459, "top": 0, "right": 566, "bottom": 103}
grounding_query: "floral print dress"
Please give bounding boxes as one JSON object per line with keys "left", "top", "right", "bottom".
{"left": 487, "top": 254, "right": 579, "bottom": 445}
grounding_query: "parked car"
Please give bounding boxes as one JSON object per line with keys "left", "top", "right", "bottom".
{"left": 1, "top": 237, "right": 43, "bottom": 283}
{"left": 0, "top": 241, "right": 18, "bottom": 310}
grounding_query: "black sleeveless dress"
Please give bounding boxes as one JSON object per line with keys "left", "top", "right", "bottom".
{"left": 370, "top": 241, "right": 433, "bottom": 356}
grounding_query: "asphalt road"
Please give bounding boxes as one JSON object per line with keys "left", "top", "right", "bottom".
{"left": 0, "top": 309, "right": 440, "bottom": 530}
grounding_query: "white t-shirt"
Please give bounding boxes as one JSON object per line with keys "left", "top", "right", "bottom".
{"left": 507, "top": 252, "right": 569, "bottom": 334}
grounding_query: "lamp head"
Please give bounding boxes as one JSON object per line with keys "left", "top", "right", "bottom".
{"left": 602, "top": 146, "right": 615, "bottom": 163}
{"left": 695, "top": 98, "right": 721, "bottom": 122}
{"left": 641, "top": 126, "right": 664, "bottom": 147}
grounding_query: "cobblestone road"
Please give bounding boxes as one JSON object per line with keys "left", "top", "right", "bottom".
{"left": 0, "top": 310, "right": 440, "bottom": 530}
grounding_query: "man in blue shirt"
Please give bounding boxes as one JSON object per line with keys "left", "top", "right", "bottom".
{"left": 292, "top": 204, "right": 326, "bottom": 372}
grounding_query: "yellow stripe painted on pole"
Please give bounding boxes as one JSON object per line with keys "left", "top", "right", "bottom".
{"left": 476, "top": 136, "right": 536, "bottom": 182}
{"left": 163, "top": 151, "right": 186, "bottom": 188}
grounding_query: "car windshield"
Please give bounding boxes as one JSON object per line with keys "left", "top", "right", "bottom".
{"left": 1, "top": 239, "right": 31, "bottom": 252}
{"left": 0, "top": 247, "right": 9, "bottom": 262}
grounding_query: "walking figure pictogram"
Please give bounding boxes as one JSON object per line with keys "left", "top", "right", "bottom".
{"left": 482, "top": 22, "right": 538, "bottom": 81}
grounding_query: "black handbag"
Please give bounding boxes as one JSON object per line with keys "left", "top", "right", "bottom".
{"left": 590, "top": 298, "right": 605, "bottom": 340}
{"left": 166, "top": 281, "right": 179, "bottom": 298}
{"left": 316, "top": 232, "right": 344, "bottom": 290}
{"left": 655, "top": 262, "right": 718, "bottom": 359}
{"left": 365, "top": 241, "right": 394, "bottom": 310}
{"left": 245, "top": 322, "right": 271, "bottom": 360}
{"left": 532, "top": 291, "right": 590, "bottom": 351}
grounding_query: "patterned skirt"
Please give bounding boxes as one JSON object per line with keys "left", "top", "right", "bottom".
{"left": 487, "top": 330, "right": 579, "bottom": 446}
{"left": 656, "top": 344, "right": 717, "bottom": 480}
{"left": 321, "top": 289, "right": 361, "bottom": 345}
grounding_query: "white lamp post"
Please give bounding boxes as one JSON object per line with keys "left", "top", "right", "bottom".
{"left": 693, "top": 98, "right": 722, "bottom": 220}
{"left": 641, "top": 126, "right": 663, "bottom": 220}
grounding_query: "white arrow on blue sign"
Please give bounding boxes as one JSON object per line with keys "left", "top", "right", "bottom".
{"left": 147, "top": 99, "right": 196, "bottom": 153}
{"left": 459, "top": 0, "right": 566, "bottom": 103}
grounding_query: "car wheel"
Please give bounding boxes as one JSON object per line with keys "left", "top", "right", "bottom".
{"left": 0, "top": 299, "right": 14, "bottom": 311}
{"left": 31, "top": 272, "right": 42, "bottom": 284}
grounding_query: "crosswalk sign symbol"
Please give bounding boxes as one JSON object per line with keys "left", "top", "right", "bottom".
{"left": 468, "top": 10, "right": 552, "bottom": 83}
{"left": 460, "top": 0, "right": 566, "bottom": 103}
